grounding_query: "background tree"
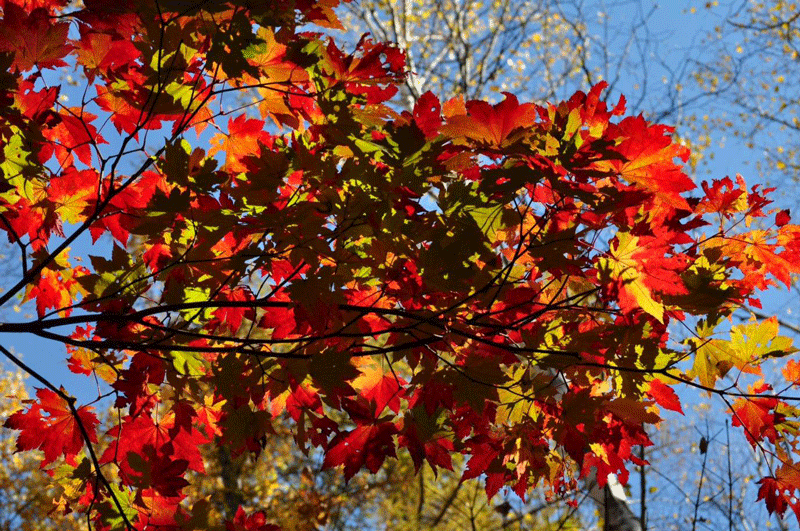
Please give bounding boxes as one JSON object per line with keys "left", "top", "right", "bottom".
{"left": 339, "top": 0, "right": 723, "bottom": 122}
{"left": 686, "top": 1, "right": 800, "bottom": 184}
{"left": 191, "top": 438, "right": 585, "bottom": 530}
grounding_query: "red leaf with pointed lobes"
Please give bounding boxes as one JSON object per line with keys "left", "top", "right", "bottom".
{"left": 647, "top": 378, "right": 683, "bottom": 414}
{"left": 14, "top": 80, "right": 58, "bottom": 123}
{"left": 413, "top": 91, "right": 442, "bottom": 139}
{"left": 260, "top": 305, "right": 299, "bottom": 340}
{"left": 101, "top": 410, "right": 206, "bottom": 480}
{"left": 48, "top": 167, "right": 98, "bottom": 224}
{"left": 783, "top": 359, "right": 800, "bottom": 386}
{"left": 1, "top": 201, "right": 52, "bottom": 251}
{"left": 4, "top": 388, "right": 98, "bottom": 466}
{"left": 211, "top": 287, "right": 256, "bottom": 334}
{"left": 462, "top": 439, "right": 503, "bottom": 482}
{"left": 323, "top": 422, "right": 398, "bottom": 480}
{"left": 209, "top": 115, "right": 267, "bottom": 173}
{"left": 227, "top": 507, "right": 281, "bottom": 531}
{"left": 111, "top": 351, "right": 166, "bottom": 410}
{"left": 89, "top": 170, "right": 166, "bottom": 243}
{"left": 398, "top": 422, "right": 454, "bottom": 474}
{"left": 698, "top": 177, "right": 746, "bottom": 216}
{"left": 598, "top": 231, "right": 688, "bottom": 322}
{"left": 25, "top": 268, "right": 73, "bottom": 318}
{"left": 363, "top": 374, "right": 404, "bottom": 414}
{"left": 758, "top": 464, "right": 800, "bottom": 520}
{"left": 759, "top": 477, "right": 790, "bottom": 517}
{"left": 95, "top": 84, "right": 161, "bottom": 135}
{"left": 284, "top": 382, "right": 323, "bottom": 421}
{"left": 576, "top": 82, "right": 627, "bottom": 128}
{"left": 600, "top": 116, "right": 694, "bottom": 212}
{"left": 710, "top": 226, "right": 800, "bottom": 289}
{"left": 731, "top": 391, "right": 781, "bottom": 446}
{"left": 126, "top": 447, "right": 189, "bottom": 497}
{"left": 777, "top": 209, "right": 791, "bottom": 227}
{"left": 66, "top": 353, "right": 92, "bottom": 375}
{"left": 76, "top": 30, "right": 140, "bottom": 81}
{"left": 0, "top": 3, "right": 72, "bottom": 70}
{"left": 48, "top": 109, "right": 106, "bottom": 167}
{"left": 142, "top": 242, "right": 172, "bottom": 272}
{"left": 441, "top": 93, "right": 538, "bottom": 148}
{"left": 322, "top": 36, "right": 406, "bottom": 99}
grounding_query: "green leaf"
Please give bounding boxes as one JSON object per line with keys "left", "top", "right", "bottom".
{"left": 466, "top": 204, "right": 504, "bottom": 242}
{"left": 173, "top": 351, "right": 206, "bottom": 376}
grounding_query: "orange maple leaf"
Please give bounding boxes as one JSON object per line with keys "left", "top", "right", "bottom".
{"left": 441, "top": 93, "right": 538, "bottom": 149}
{"left": 209, "top": 115, "right": 266, "bottom": 173}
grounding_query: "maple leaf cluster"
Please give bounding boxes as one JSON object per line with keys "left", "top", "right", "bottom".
{"left": 1, "top": 0, "right": 800, "bottom": 528}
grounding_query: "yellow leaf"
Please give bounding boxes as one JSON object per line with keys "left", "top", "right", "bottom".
{"left": 689, "top": 318, "right": 734, "bottom": 388}
{"left": 730, "top": 318, "right": 797, "bottom": 362}
{"left": 496, "top": 365, "right": 538, "bottom": 425}
{"left": 688, "top": 318, "right": 794, "bottom": 389}
{"left": 598, "top": 232, "right": 664, "bottom": 322}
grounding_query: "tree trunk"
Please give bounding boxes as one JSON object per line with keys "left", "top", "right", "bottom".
{"left": 217, "top": 444, "right": 245, "bottom": 520}
{"left": 587, "top": 470, "right": 643, "bottom": 531}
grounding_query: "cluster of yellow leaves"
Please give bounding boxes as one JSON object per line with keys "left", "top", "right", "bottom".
{"left": 689, "top": 317, "right": 796, "bottom": 389}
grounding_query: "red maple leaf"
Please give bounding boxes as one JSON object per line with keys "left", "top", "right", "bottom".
{"left": 226, "top": 507, "right": 281, "bottom": 531}
{"left": 76, "top": 30, "right": 139, "bottom": 81}
{"left": 102, "top": 410, "right": 206, "bottom": 476}
{"left": 88, "top": 170, "right": 166, "bottom": 243}
{"left": 211, "top": 287, "right": 256, "bottom": 334}
{"left": 0, "top": 3, "right": 73, "bottom": 71}
{"left": 603, "top": 116, "right": 694, "bottom": 211}
{"left": 697, "top": 177, "right": 746, "bottom": 216}
{"left": 648, "top": 378, "right": 683, "bottom": 414}
{"left": 126, "top": 447, "right": 190, "bottom": 497}
{"left": 398, "top": 422, "right": 454, "bottom": 474}
{"left": 321, "top": 37, "right": 405, "bottom": 103}
{"left": 14, "top": 80, "right": 58, "bottom": 122}
{"left": 413, "top": 91, "right": 442, "bottom": 139}
{"left": 48, "top": 110, "right": 106, "bottom": 167}
{"left": 323, "top": 421, "right": 398, "bottom": 480}
{"left": 758, "top": 464, "right": 800, "bottom": 521}
{"left": 95, "top": 84, "right": 161, "bottom": 135}
{"left": 362, "top": 373, "right": 405, "bottom": 414}
{"left": 209, "top": 115, "right": 267, "bottom": 173}
{"left": 142, "top": 242, "right": 173, "bottom": 272}
{"left": 4, "top": 388, "right": 98, "bottom": 466}
{"left": 732, "top": 395, "right": 782, "bottom": 445}
{"left": 25, "top": 268, "right": 72, "bottom": 318}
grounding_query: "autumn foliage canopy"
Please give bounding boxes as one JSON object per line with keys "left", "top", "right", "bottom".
{"left": 3, "top": 0, "right": 800, "bottom": 528}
